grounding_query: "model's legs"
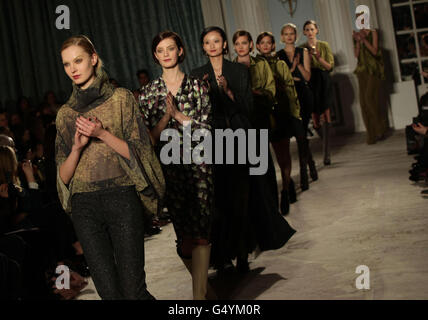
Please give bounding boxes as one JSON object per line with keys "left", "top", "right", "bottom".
{"left": 71, "top": 193, "right": 122, "bottom": 300}
{"left": 272, "top": 138, "right": 295, "bottom": 215}
{"left": 358, "top": 74, "right": 378, "bottom": 144}
{"left": 104, "top": 187, "right": 153, "bottom": 300}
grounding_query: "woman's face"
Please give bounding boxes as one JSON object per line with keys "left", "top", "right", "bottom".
{"left": 282, "top": 27, "right": 297, "bottom": 45}
{"left": 61, "top": 45, "right": 97, "bottom": 90}
{"left": 203, "top": 31, "right": 226, "bottom": 58}
{"left": 155, "top": 38, "right": 183, "bottom": 69}
{"left": 234, "top": 36, "right": 252, "bottom": 58}
{"left": 257, "top": 36, "right": 274, "bottom": 55}
{"left": 304, "top": 24, "right": 318, "bottom": 40}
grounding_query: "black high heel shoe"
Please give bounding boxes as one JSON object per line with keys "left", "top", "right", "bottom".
{"left": 280, "top": 190, "right": 290, "bottom": 216}
{"left": 309, "top": 160, "right": 318, "bottom": 181}
{"left": 289, "top": 179, "right": 297, "bottom": 204}
{"left": 300, "top": 168, "right": 309, "bottom": 192}
{"left": 236, "top": 256, "right": 250, "bottom": 274}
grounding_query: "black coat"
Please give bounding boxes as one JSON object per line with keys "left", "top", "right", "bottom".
{"left": 191, "top": 59, "right": 253, "bottom": 130}
{"left": 191, "top": 58, "right": 296, "bottom": 256}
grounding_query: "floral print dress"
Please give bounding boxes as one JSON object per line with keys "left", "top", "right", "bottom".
{"left": 139, "top": 75, "right": 213, "bottom": 241}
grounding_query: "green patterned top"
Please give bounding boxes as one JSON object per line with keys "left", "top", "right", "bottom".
{"left": 302, "top": 40, "right": 335, "bottom": 72}
{"left": 354, "top": 31, "right": 385, "bottom": 80}
{"left": 262, "top": 55, "right": 301, "bottom": 120}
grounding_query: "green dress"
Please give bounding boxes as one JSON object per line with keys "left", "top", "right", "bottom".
{"left": 354, "top": 31, "right": 385, "bottom": 80}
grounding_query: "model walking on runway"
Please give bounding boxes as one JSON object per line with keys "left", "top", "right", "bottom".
{"left": 277, "top": 24, "right": 318, "bottom": 188}
{"left": 56, "top": 35, "right": 164, "bottom": 300}
{"left": 139, "top": 31, "right": 214, "bottom": 300}
{"left": 302, "top": 20, "right": 335, "bottom": 166}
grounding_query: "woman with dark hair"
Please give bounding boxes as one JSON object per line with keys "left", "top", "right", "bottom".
{"left": 277, "top": 24, "right": 318, "bottom": 188}
{"left": 302, "top": 20, "right": 335, "bottom": 166}
{"left": 191, "top": 26, "right": 255, "bottom": 273}
{"left": 232, "top": 29, "right": 295, "bottom": 271}
{"left": 256, "top": 31, "right": 309, "bottom": 213}
{"left": 139, "top": 31, "right": 213, "bottom": 300}
{"left": 56, "top": 35, "right": 164, "bottom": 300}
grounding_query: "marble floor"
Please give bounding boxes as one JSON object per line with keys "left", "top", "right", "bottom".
{"left": 76, "top": 130, "right": 428, "bottom": 300}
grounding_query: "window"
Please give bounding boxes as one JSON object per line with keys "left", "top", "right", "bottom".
{"left": 391, "top": 0, "right": 428, "bottom": 90}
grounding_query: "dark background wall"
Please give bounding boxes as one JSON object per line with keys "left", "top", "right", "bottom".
{"left": 0, "top": 0, "right": 207, "bottom": 111}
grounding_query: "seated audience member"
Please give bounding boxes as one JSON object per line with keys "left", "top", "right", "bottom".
{"left": 0, "top": 134, "right": 15, "bottom": 148}
{"left": 410, "top": 123, "right": 428, "bottom": 183}
{"left": 136, "top": 69, "right": 150, "bottom": 89}
{"left": 0, "top": 145, "right": 88, "bottom": 299}
{"left": 0, "top": 112, "right": 9, "bottom": 130}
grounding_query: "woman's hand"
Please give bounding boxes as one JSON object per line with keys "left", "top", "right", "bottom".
{"left": 292, "top": 53, "right": 301, "bottom": 70}
{"left": 166, "top": 92, "right": 178, "bottom": 119}
{"left": 202, "top": 74, "right": 211, "bottom": 90}
{"left": 72, "top": 129, "right": 90, "bottom": 152}
{"left": 21, "top": 160, "right": 36, "bottom": 183}
{"left": 217, "top": 75, "right": 229, "bottom": 92}
{"left": 0, "top": 184, "right": 8, "bottom": 198}
{"left": 412, "top": 123, "right": 428, "bottom": 136}
{"left": 353, "top": 31, "right": 361, "bottom": 42}
{"left": 76, "top": 116, "right": 105, "bottom": 139}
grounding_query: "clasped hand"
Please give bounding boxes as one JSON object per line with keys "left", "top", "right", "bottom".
{"left": 166, "top": 92, "right": 178, "bottom": 119}
{"left": 412, "top": 123, "right": 427, "bottom": 136}
{"left": 76, "top": 116, "right": 104, "bottom": 138}
{"left": 73, "top": 116, "right": 104, "bottom": 151}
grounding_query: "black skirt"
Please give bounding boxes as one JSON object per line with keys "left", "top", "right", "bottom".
{"left": 310, "top": 68, "right": 334, "bottom": 115}
{"left": 295, "top": 80, "right": 314, "bottom": 121}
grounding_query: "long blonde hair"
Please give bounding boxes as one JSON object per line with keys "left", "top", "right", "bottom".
{"left": 61, "top": 35, "right": 103, "bottom": 74}
{"left": 0, "top": 146, "right": 19, "bottom": 184}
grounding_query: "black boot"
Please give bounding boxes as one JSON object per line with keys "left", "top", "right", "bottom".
{"left": 289, "top": 179, "right": 297, "bottom": 204}
{"left": 300, "top": 169, "right": 309, "bottom": 192}
{"left": 280, "top": 189, "right": 290, "bottom": 216}
{"left": 297, "top": 138, "right": 309, "bottom": 192}
{"left": 236, "top": 255, "right": 250, "bottom": 274}
{"left": 308, "top": 156, "right": 318, "bottom": 182}
{"left": 323, "top": 122, "right": 331, "bottom": 166}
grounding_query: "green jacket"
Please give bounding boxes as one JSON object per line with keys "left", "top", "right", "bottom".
{"left": 262, "top": 55, "right": 301, "bottom": 120}
{"left": 302, "top": 40, "right": 335, "bottom": 72}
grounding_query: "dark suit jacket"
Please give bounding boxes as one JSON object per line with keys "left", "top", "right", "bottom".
{"left": 191, "top": 59, "right": 253, "bottom": 130}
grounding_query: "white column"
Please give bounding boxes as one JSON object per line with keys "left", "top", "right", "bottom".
{"left": 372, "top": 0, "right": 401, "bottom": 83}
{"left": 230, "top": 0, "right": 272, "bottom": 42}
{"left": 314, "top": 0, "right": 356, "bottom": 73}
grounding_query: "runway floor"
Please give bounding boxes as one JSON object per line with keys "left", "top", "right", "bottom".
{"left": 76, "top": 130, "right": 428, "bottom": 300}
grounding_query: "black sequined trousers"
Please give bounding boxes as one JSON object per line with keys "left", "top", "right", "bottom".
{"left": 71, "top": 186, "right": 153, "bottom": 300}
